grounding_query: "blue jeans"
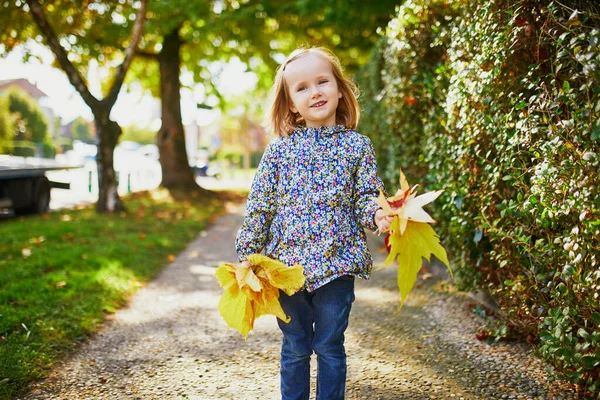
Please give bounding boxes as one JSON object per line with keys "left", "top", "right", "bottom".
{"left": 277, "top": 276, "right": 355, "bottom": 400}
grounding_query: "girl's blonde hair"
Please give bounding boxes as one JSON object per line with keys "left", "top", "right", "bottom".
{"left": 265, "top": 47, "right": 360, "bottom": 137}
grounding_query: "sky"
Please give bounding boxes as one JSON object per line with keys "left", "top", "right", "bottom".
{"left": 0, "top": 41, "right": 258, "bottom": 128}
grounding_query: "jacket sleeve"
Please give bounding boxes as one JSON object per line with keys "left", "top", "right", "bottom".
{"left": 235, "top": 141, "right": 279, "bottom": 262}
{"left": 354, "top": 136, "right": 386, "bottom": 231}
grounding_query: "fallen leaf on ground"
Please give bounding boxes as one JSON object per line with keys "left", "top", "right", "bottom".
{"left": 29, "top": 236, "right": 45, "bottom": 246}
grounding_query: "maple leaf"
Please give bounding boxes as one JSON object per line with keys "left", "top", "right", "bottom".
{"left": 215, "top": 255, "right": 305, "bottom": 339}
{"left": 379, "top": 219, "right": 451, "bottom": 311}
{"left": 374, "top": 169, "right": 452, "bottom": 311}
{"left": 373, "top": 169, "right": 443, "bottom": 235}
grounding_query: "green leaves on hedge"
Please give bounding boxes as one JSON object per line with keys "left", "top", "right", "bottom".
{"left": 357, "top": 0, "right": 600, "bottom": 394}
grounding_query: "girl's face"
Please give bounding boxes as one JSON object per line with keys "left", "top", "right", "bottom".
{"left": 284, "top": 53, "right": 342, "bottom": 128}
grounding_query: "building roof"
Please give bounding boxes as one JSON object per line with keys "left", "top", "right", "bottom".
{"left": 0, "top": 78, "right": 48, "bottom": 99}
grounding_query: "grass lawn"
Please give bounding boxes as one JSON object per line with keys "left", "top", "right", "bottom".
{"left": 0, "top": 189, "right": 227, "bottom": 399}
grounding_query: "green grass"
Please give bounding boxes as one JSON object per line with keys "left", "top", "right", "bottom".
{"left": 0, "top": 189, "right": 223, "bottom": 399}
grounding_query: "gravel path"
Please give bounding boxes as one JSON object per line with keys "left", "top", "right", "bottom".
{"left": 22, "top": 203, "right": 579, "bottom": 400}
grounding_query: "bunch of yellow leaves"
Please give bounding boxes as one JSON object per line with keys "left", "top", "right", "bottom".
{"left": 373, "top": 169, "right": 452, "bottom": 311}
{"left": 215, "top": 254, "right": 305, "bottom": 339}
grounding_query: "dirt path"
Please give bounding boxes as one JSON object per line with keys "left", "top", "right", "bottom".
{"left": 22, "top": 204, "right": 578, "bottom": 400}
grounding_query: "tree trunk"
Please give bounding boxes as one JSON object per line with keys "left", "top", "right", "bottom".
{"left": 94, "top": 114, "right": 125, "bottom": 213}
{"left": 158, "top": 28, "right": 204, "bottom": 192}
{"left": 25, "top": 0, "right": 147, "bottom": 213}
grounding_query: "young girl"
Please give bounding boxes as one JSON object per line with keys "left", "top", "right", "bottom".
{"left": 235, "top": 47, "right": 393, "bottom": 400}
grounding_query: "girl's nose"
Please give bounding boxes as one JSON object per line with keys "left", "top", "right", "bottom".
{"left": 311, "top": 87, "right": 322, "bottom": 97}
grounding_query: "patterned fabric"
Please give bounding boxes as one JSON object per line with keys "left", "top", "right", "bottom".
{"left": 235, "top": 124, "right": 385, "bottom": 292}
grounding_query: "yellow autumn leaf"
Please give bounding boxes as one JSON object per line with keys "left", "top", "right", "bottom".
{"left": 215, "top": 263, "right": 237, "bottom": 289}
{"left": 246, "top": 254, "right": 274, "bottom": 265}
{"left": 380, "top": 220, "right": 452, "bottom": 311}
{"left": 215, "top": 254, "right": 305, "bottom": 339}
{"left": 248, "top": 254, "right": 305, "bottom": 296}
{"left": 235, "top": 264, "right": 262, "bottom": 292}
{"left": 218, "top": 283, "right": 254, "bottom": 339}
{"left": 374, "top": 169, "right": 451, "bottom": 312}
{"left": 254, "top": 284, "right": 290, "bottom": 323}
{"left": 373, "top": 169, "right": 443, "bottom": 235}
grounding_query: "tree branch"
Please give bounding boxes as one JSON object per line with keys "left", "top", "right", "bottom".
{"left": 103, "top": 0, "right": 148, "bottom": 108}
{"left": 25, "top": 0, "right": 100, "bottom": 111}
{"left": 137, "top": 49, "right": 159, "bottom": 60}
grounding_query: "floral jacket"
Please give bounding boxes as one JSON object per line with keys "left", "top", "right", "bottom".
{"left": 235, "top": 124, "right": 385, "bottom": 292}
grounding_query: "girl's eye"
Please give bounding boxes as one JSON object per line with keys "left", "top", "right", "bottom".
{"left": 297, "top": 86, "right": 306, "bottom": 92}
{"left": 319, "top": 80, "right": 328, "bottom": 84}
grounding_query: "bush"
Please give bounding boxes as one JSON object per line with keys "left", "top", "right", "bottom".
{"left": 0, "top": 95, "right": 14, "bottom": 154}
{"left": 42, "top": 139, "right": 57, "bottom": 158}
{"left": 2, "top": 89, "right": 56, "bottom": 157}
{"left": 358, "top": 0, "right": 600, "bottom": 393}
{"left": 11, "top": 141, "right": 36, "bottom": 157}
{"left": 71, "top": 117, "right": 95, "bottom": 143}
{"left": 356, "top": 38, "right": 392, "bottom": 187}
{"left": 7, "top": 89, "right": 48, "bottom": 143}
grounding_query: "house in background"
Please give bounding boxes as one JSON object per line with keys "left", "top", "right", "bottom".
{"left": 0, "top": 78, "right": 58, "bottom": 140}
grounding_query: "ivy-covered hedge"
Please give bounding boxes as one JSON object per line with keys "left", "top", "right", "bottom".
{"left": 357, "top": 0, "right": 600, "bottom": 394}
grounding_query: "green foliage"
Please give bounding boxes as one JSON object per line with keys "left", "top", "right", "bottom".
{"left": 71, "top": 117, "right": 95, "bottom": 143}
{"left": 356, "top": 38, "right": 391, "bottom": 187}
{"left": 0, "top": 0, "right": 139, "bottom": 76}
{"left": 1, "top": 89, "right": 56, "bottom": 157}
{"left": 359, "top": 0, "right": 600, "bottom": 394}
{"left": 225, "top": 0, "right": 400, "bottom": 73}
{"left": 10, "top": 141, "right": 36, "bottom": 157}
{"left": 6, "top": 88, "right": 49, "bottom": 144}
{"left": 0, "top": 95, "right": 15, "bottom": 154}
{"left": 0, "top": 189, "right": 221, "bottom": 399}
{"left": 122, "top": 0, "right": 400, "bottom": 112}
{"left": 0, "top": 1, "right": 39, "bottom": 56}
{"left": 120, "top": 123, "right": 156, "bottom": 145}
{"left": 41, "top": 138, "right": 57, "bottom": 158}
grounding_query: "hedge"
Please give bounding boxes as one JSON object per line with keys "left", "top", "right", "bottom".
{"left": 357, "top": 0, "right": 600, "bottom": 394}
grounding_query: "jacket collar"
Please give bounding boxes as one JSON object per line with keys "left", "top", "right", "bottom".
{"left": 292, "top": 124, "right": 348, "bottom": 137}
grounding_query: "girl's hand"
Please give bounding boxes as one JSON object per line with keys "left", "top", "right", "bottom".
{"left": 374, "top": 209, "right": 394, "bottom": 233}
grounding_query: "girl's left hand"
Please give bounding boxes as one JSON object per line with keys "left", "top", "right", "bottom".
{"left": 374, "top": 209, "right": 394, "bottom": 233}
